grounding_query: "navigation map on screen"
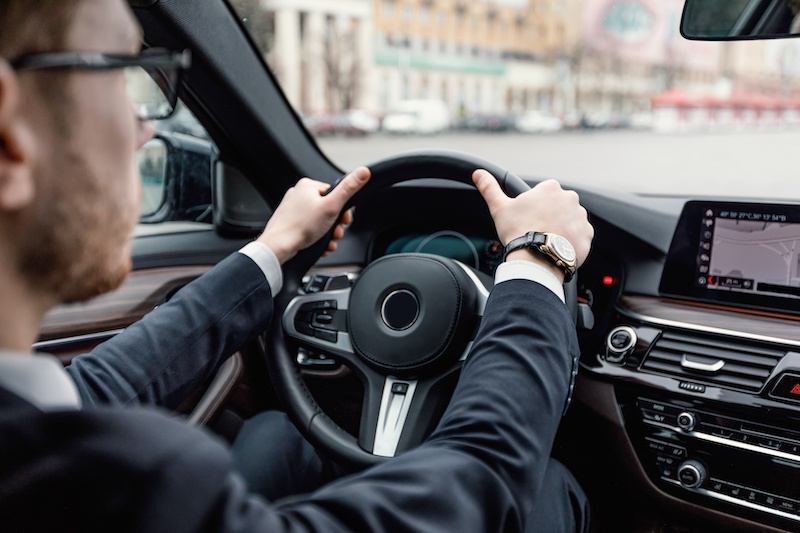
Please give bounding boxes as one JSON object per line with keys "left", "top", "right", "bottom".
{"left": 695, "top": 209, "right": 800, "bottom": 300}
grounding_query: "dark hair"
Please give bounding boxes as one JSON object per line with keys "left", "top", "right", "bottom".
{"left": 0, "top": 1, "right": 83, "bottom": 60}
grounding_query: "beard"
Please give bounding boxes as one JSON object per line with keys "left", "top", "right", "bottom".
{"left": 17, "top": 145, "right": 140, "bottom": 305}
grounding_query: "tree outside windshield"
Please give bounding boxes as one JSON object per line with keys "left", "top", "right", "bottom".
{"left": 229, "top": 0, "right": 800, "bottom": 199}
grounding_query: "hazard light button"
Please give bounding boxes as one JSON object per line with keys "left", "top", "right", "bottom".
{"left": 769, "top": 374, "right": 800, "bottom": 404}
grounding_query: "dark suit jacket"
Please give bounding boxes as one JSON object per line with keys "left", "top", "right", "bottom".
{"left": 0, "top": 252, "right": 579, "bottom": 533}
{"left": 65, "top": 253, "right": 275, "bottom": 411}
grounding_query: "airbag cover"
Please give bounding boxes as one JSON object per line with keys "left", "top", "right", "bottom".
{"left": 348, "top": 254, "right": 470, "bottom": 374}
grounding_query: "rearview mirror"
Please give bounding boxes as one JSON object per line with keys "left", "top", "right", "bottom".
{"left": 681, "top": 0, "right": 800, "bottom": 40}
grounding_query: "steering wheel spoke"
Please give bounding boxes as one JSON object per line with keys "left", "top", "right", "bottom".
{"left": 359, "top": 369, "right": 461, "bottom": 458}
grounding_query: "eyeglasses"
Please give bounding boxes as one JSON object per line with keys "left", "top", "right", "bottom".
{"left": 10, "top": 48, "right": 191, "bottom": 121}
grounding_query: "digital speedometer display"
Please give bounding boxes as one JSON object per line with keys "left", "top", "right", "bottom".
{"left": 661, "top": 201, "right": 800, "bottom": 315}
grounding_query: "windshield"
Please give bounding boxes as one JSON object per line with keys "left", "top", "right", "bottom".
{"left": 229, "top": 0, "right": 800, "bottom": 200}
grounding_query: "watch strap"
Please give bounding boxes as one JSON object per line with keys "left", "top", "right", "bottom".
{"left": 503, "top": 231, "right": 574, "bottom": 283}
{"left": 503, "top": 231, "right": 546, "bottom": 261}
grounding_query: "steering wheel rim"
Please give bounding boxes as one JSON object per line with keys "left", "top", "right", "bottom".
{"left": 265, "top": 150, "right": 578, "bottom": 470}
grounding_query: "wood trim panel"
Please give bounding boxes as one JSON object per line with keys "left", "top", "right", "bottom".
{"left": 38, "top": 266, "right": 211, "bottom": 342}
{"left": 619, "top": 296, "right": 800, "bottom": 344}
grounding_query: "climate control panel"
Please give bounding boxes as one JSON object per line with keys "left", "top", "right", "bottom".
{"left": 629, "top": 395, "right": 800, "bottom": 528}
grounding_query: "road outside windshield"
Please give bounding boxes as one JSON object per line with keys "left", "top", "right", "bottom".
{"left": 229, "top": 0, "right": 800, "bottom": 199}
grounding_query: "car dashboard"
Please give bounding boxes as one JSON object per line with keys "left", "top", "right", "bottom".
{"left": 303, "top": 180, "right": 800, "bottom": 532}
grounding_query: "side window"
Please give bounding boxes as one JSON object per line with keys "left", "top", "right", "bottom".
{"left": 137, "top": 102, "right": 215, "bottom": 224}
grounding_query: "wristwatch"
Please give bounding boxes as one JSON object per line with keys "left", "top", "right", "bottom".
{"left": 504, "top": 231, "right": 577, "bottom": 282}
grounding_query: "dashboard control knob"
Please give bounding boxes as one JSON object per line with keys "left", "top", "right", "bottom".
{"left": 677, "top": 411, "right": 697, "bottom": 431}
{"left": 605, "top": 326, "right": 637, "bottom": 363}
{"left": 677, "top": 460, "right": 707, "bottom": 489}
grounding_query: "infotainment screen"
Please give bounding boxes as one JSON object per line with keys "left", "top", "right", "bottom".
{"left": 660, "top": 201, "right": 800, "bottom": 315}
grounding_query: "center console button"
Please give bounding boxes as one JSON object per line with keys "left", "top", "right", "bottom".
{"left": 658, "top": 466, "right": 676, "bottom": 479}
{"left": 710, "top": 428, "right": 733, "bottom": 439}
{"left": 759, "top": 492, "right": 779, "bottom": 508}
{"left": 708, "top": 479, "right": 726, "bottom": 493}
{"left": 785, "top": 443, "right": 800, "bottom": 456}
{"left": 677, "top": 460, "right": 707, "bottom": 489}
{"left": 756, "top": 437, "right": 782, "bottom": 451}
{"left": 648, "top": 441, "right": 667, "bottom": 453}
{"left": 655, "top": 454, "right": 676, "bottom": 466}
{"left": 677, "top": 412, "right": 697, "bottom": 431}
{"left": 638, "top": 399, "right": 680, "bottom": 414}
{"left": 776, "top": 499, "right": 798, "bottom": 513}
{"left": 669, "top": 445, "right": 687, "bottom": 458}
{"left": 605, "top": 326, "right": 637, "bottom": 363}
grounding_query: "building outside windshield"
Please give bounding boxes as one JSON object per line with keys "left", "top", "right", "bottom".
{"left": 228, "top": 0, "right": 800, "bottom": 199}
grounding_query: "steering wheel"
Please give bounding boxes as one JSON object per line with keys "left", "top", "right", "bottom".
{"left": 265, "top": 150, "right": 578, "bottom": 470}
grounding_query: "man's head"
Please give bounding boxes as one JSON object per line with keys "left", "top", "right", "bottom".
{"left": 0, "top": 0, "right": 153, "bottom": 308}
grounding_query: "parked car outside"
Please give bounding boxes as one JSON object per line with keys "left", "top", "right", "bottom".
{"left": 515, "top": 110, "right": 564, "bottom": 133}
{"left": 335, "top": 109, "right": 380, "bottom": 136}
{"left": 382, "top": 99, "right": 451, "bottom": 134}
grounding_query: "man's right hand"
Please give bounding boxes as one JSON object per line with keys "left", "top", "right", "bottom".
{"left": 472, "top": 169, "right": 594, "bottom": 282}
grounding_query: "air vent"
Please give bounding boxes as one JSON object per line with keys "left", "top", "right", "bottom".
{"left": 641, "top": 331, "right": 786, "bottom": 392}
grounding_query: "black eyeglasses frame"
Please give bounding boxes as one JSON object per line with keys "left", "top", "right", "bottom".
{"left": 10, "top": 48, "right": 191, "bottom": 120}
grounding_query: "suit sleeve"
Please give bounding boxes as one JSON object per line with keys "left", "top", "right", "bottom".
{"left": 205, "top": 279, "right": 579, "bottom": 532}
{"left": 65, "top": 253, "right": 274, "bottom": 410}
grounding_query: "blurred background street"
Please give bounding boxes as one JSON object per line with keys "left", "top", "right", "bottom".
{"left": 319, "top": 129, "right": 800, "bottom": 199}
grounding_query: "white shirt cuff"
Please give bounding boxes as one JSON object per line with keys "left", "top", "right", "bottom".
{"left": 239, "top": 242, "right": 283, "bottom": 295}
{"left": 494, "top": 260, "right": 565, "bottom": 304}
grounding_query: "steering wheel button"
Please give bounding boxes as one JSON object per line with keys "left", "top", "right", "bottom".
{"left": 313, "top": 329, "right": 337, "bottom": 343}
{"left": 326, "top": 275, "right": 350, "bottom": 290}
{"left": 314, "top": 313, "right": 334, "bottom": 325}
{"left": 391, "top": 383, "right": 409, "bottom": 395}
{"left": 305, "top": 275, "right": 328, "bottom": 293}
{"left": 295, "top": 322, "right": 314, "bottom": 337}
{"left": 317, "top": 300, "right": 337, "bottom": 310}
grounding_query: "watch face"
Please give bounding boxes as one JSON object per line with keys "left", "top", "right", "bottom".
{"left": 549, "top": 235, "right": 576, "bottom": 263}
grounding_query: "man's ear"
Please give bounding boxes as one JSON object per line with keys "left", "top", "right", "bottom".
{"left": 0, "top": 58, "right": 34, "bottom": 211}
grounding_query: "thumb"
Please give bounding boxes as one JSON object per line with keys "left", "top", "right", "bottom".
{"left": 324, "top": 166, "right": 371, "bottom": 209}
{"left": 472, "top": 169, "right": 508, "bottom": 211}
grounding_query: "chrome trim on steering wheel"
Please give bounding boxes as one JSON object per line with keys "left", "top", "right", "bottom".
{"left": 454, "top": 261, "right": 489, "bottom": 361}
{"left": 373, "top": 377, "right": 419, "bottom": 457}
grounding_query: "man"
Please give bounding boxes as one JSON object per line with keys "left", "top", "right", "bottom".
{"left": 0, "top": 0, "right": 595, "bottom": 531}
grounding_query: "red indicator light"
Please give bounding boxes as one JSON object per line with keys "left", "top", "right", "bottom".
{"left": 602, "top": 276, "right": 614, "bottom": 286}
{"left": 791, "top": 384, "right": 800, "bottom": 395}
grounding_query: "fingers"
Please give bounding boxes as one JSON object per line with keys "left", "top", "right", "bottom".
{"left": 340, "top": 208, "right": 353, "bottom": 226}
{"left": 325, "top": 166, "right": 371, "bottom": 208}
{"left": 332, "top": 223, "right": 345, "bottom": 241}
{"left": 472, "top": 169, "right": 508, "bottom": 212}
